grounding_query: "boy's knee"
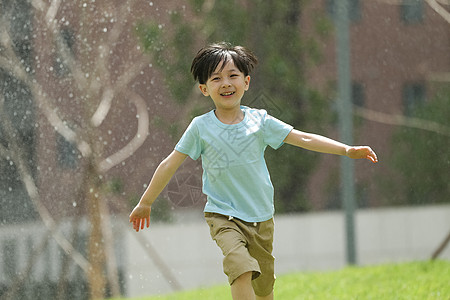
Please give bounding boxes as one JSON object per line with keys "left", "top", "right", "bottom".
{"left": 252, "top": 269, "right": 275, "bottom": 297}
{"left": 233, "top": 271, "right": 253, "bottom": 284}
{"left": 222, "top": 242, "right": 260, "bottom": 285}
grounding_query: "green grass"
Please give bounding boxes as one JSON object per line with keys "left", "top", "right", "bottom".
{"left": 115, "top": 260, "right": 450, "bottom": 300}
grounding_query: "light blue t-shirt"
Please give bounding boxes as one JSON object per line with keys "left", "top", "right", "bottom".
{"left": 175, "top": 106, "right": 293, "bottom": 222}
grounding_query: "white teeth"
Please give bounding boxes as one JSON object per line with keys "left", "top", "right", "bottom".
{"left": 222, "top": 92, "right": 234, "bottom": 96}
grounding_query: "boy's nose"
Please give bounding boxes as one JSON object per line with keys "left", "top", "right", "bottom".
{"left": 222, "top": 81, "right": 232, "bottom": 88}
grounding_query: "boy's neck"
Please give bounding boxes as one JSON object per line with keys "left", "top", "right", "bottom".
{"left": 214, "top": 107, "right": 244, "bottom": 125}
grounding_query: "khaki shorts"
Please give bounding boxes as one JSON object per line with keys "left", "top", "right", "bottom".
{"left": 204, "top": 212, "right": 275, "bottom": 297}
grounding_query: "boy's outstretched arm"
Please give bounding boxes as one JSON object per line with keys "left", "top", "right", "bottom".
{"left": 129, "top": 150, "right": 188, "bottom": 232}
{"left": 284, "top": 129, "right": 378, "bottom": 163}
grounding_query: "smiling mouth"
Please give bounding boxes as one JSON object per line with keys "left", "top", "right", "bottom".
{"left": 221, "top": 91, "right": 235, "bottom": 96}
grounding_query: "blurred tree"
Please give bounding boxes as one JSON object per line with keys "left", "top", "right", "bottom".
{"left": 0, "top": 1, "right": 152, "bottom": 299}
{"left": 0, "top": 0, "right": 37, "bottom": 225}
{"left": 137, "top": 0, "right": 333, "bottom": 213}
{"left": 423, "top": 0, "right": 450, "bottom": 24}
{"left": 387, "top": 84, "right": 450, "bottom": 205}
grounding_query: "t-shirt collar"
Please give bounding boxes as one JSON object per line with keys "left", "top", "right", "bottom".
{"left": 210, "top": 106, "right": 248, "bottom": 129}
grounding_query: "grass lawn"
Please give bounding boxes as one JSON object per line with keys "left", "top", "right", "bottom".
{"left": 115, "top": 260, "right": 450, "bottom": 300}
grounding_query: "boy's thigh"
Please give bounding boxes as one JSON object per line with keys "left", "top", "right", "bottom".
{"left": 205, "top": 213, "right": 261, "bottom": 284}
{"left": 204, "top": 212, "right": 275, "bottom": 294}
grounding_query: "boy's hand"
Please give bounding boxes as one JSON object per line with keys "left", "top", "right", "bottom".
{"left": 129, "top": 204, "right": 151, "bottom": 232}
{"left": 346, "top": 146, "right": 378, "bottom": 163}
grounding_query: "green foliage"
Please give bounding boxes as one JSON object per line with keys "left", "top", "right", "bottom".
{"left": 135, "top": 14, "right": 195, "bottom": 104}
{"left": 387, "top": 85, "right": 450, "bottom": 205}
{"left": 151, "top": 115, "right": 180, "bottom": 140}
{"left": 136, "top": 1, "right": 333, "bottom": 213}
{"left": 106, "top": 178, "right": 124, "bottom": 195}
{"left": 112, "top": 260, "right": 450, "bottom": 300}
{"left": 150, "top": 196, "right": 174, "bottom": 223}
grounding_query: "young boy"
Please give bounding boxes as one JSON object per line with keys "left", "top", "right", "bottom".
{"left": 129, "top": 42, "right": 378, "bottom": 300}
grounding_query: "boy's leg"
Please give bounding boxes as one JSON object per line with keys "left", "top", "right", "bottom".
{"left": 231, "top": 271, "right": 255, "bottom": 300}
{"left": 204, "top": 213, "right": 275, "bottom": 299}
{"left": 249, "top": 218, "right": 275, "bottom": 298}
{"left": 204, "top": 213, "right": 261, "bottom": 289}
{"left": 230, "top": 272, "right": 273, "bottom": 300}
{"left": 230, "top": 220, "right": 274, "bottom": 300}
{"left": 256, "top": 291, "right": 273, "bottom": 300}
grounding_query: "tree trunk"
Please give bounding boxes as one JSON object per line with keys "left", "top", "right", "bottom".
{"left": 86, "top": 163, "right": 106, "bottom": 299}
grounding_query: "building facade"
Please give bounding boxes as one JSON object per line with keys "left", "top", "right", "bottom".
{"left": 304, "top": 0, "right": 449, "bottom": 209}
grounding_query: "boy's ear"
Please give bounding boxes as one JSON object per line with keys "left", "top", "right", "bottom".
{"left": 244, "top": 75, "right": 251, "bottom": 91}
{"left": 199, "top": 84, "right": 209, "bottom": 96}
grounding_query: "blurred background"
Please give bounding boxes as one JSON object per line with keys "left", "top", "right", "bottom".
{"left": 0, "top": 0, "right": 449, "bottom": 299}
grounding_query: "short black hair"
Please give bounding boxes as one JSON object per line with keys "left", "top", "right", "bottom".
{"left": 191, "top": 42, "right": 258, "bottom": 84}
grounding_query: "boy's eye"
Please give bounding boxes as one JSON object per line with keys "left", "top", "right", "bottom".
{"left": 211, "top": 77, "right": 220, "bottom": 81}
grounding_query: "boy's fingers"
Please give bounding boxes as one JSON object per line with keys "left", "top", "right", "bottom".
{"left": 133, "top": 219, "right": 141, "bottom": 232}
{"left": 129, "top": 210, "right": 137, "bottom": 223}
{"left": 367, "top": 148, "right": 378, "bottom": 163}
{"left": 356, "top": 147, "right": 377, "bottom": 162}
{"left": 349, "top": 147, "right": 377, "bottom": 163}
{"left": 129, "top": 206, "right": 151, "bottom": 231}
{"left": 130, "top": 217, "right": 150, "bottom": 231}
{"left": 136, "top": 220, "right": 142, "bottom": 232}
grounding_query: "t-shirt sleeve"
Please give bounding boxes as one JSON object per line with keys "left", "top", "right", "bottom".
{"left": 263, "top": 113, "right": 294, "bottom": 150}
{"left": 175, "top": 119, "right": 202, "bottom": 160}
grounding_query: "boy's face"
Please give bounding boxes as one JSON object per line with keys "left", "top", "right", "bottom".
{"left": 199, "top": 58, "right": 250, "bottom": 111}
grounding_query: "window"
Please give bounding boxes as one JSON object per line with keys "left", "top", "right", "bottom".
{"left": 352, "top": 82, "right": 365, "bottom": 107}
{"left": 0, "top": 60, "right": 37, "bottom": 225}
{"left": 57, "top": 134, "right": 79, "bottom": 169}
{"left": 329, "top": 81, "right": 365, "bottom": 123}
{"left": 54, "top": 28, "right": 76, "bottom": 77}
{"left": 2, "top": 239, "right": 18, "bottom": 280}
{"left": 401, "top": 0, "right": 424, "bottom": 24}
{"left": 403, "top": 83, "right": 426, "bottom": 116}
{"left": 326, "top": 0, "right": 362, "bottom": 23}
